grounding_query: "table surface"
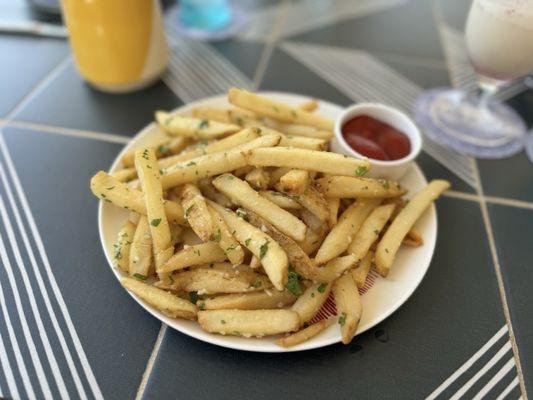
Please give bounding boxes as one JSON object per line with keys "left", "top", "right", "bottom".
{"left": 0, "top": 0, "right": 532, "bottom": 399}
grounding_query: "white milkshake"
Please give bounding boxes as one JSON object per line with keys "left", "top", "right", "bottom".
{"left": 466, "top": 0, "right": 533, "bottom": 81}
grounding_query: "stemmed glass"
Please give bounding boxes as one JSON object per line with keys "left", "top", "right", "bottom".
{"left": 414, "top": 0, "right": 533, "bottom": 158}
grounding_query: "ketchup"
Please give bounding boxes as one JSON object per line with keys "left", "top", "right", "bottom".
{"left": 342, "top": 115, "right": 411, "bottom": 161}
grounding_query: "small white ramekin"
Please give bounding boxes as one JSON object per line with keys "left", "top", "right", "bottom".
{"left": 331, "top": 103, "right": 422, "bottom": 181}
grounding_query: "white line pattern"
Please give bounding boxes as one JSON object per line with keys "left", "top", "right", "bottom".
{"left": 473, "top": 358, "right": 516, "bottom": 400}
{"left": 280, "top": 41, "right": 478, "bottom": 188}
{"left": 0, "top": 135, "right": 104, "bottom": 399}
{"left": 0, "top": 164, "right": 88, "bottom": 400}
{"left": 497, "top": 377, "right": 520, "bottom": 400}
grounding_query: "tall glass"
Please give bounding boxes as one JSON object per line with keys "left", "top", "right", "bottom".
{"left": 414, "top": 0, "right": 533, "bottom": 158}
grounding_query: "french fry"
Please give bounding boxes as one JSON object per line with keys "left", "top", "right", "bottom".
{"left": 249, "top": 254, "right": 261, "bottom": 269}
{"left": 404, "top": 227, "right": 424, "bottom": 247}
{"left": 314, "top": 255, "right": 358, "bottom": 283}
{"left": 244, "top": 167, "right": 270, "bottom": 190}
{"left": 156, "top": 112, "right": 241, "bottom": 139}
{"left": 274, "top": 123, "right": 333, "bottom": 140}
{"left": 332, "top": 274, "right": 362, "bottom": 344}
{"left": 326, "top": 197, "right": 340, "bottom": 229}
{"left": 90, "top": 171, "right": 185, "bottom": 224}
{"left": 293, "top": 187, "right": 329, "bottom": 221}
{"left": 191, "top": 107, "right": 259, "bottom": 126}
{"left": 259, "top": 190, "right": 301, "bottom": 209}
{"left": 198, "top": 309, "right": 300, "bottom": 337}
{"left": 375, "top": 180, "right": 450, "bottom": 276}
{"left": 246, "top": 147, "right": 370, "bottom": 176}
{"left": 299, "top": 99, "right": 319, "bottom": 112}
{"left": 135, "top": 148, "right": 174, "bottom": 270}
{"left": 128, "top": 216, "right": 153, "bottom": 278}
{"left": 314, "top": 199, "right": 381, "bottom": 265}
{"left": 159, "top": 242, "right": 227, "bottom": 273}
{"left": 268, "top": 167, "right": 292, "bottom": 186}
{"left": 347, "top": 203, "right": 395, "bottom": 263}
{"left": 171, "top": 268, "right": 270, "bottom": 294}
{"left": 207, "top": 205, "right": 244, "bottom": 265}
{"left": 169, "top": 223, "right": 183, "bottom": 246}
{"left": 279, "top": 135, "right": 327, "bottom": 151}
{"left": 181, "top": 184, "right": 215, "bottom": 242}
{"left": 245, "top": 210, "right": 320, "bottom": 281}
{"left": 121, "top": 136, "right": 189, "bottom": 167}
{"left": 197, "top": 178, "right": 234, "bottom": 208}
{"left": 112, "top": 168, "right": 138, "bottom": 182}
{"left": 297, "top": 209, "right": 328, "bottom": 255}
{"left": 161, "top": 133, "right": 281, "bottom": 188}
{"left": 121, "top": 277, "right": 196, "bottom": 319}
{"left": 316, "top": 176, "right": 405, "bottom": 198}
{"left": 276, "top": 318, "right": 334, "bottom": 347}
{"left": 278, "top": 170, "right": 310, "bottom": 195}
{"left": 291, "top": 282, "right": 332, "bottom": 325}
{"left": 352, "top": 251, "right": 373, "bottom": 288}
{"left": 228, "top": 88, "right": 334, "bottom": 131}
{"left": 114, "top": 220, "right": 136, "bottom": 272}
{"left": 212, "top": 174, "right": 307, "bottom": 241}
{"left": 199, "top": 290, "right": 296, "bottom": 310}
{"left": 208, "top": 201, "right": 289, "bottom": 290}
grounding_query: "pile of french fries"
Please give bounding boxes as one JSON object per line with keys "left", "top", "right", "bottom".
{"left": 90, "top": 88, "right": 450, "bottom": 347}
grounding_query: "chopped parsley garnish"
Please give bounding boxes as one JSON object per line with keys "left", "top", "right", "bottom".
{"left": 151, "top": 218, "right": 162, "bottom": 227}
{"left": 254, "top": 128, "right": 262, "bottom": 135}
{"left": 199, "top": 303, "right": 205, "bottom": 310}
{"left": 273, "top": 106, "right": 280, "bottom": 112}
{"left": 220, "top": 319, "right": 226, "bottom": 324}
{"left": 374, "top": 229, "right": 380, "bottom": 235}
{"left": 213, "top": 229, "right": 222, "bottom": 242}
{"left": 106, "top": 186, "right": 115, "bottom": 190}
{"left": 226, "top": 244, "right": 237, "bottom": 252}
{"left": 382, "top": 180, "right": 390, "bottom": 190}
{"left": 157, "top": 144, "right": 170, "bottom": 154}
{"left": 285, "top": 266, "right": 302, "bottom": 296}
{"left": 188, "top": 291, "right": 199, "bottom": 304}
{"left": 198, "top": 120, "right": 210, "bottom": 129}
{"left": 235, "top": 117, "right": 244, "bottom": 126}
{"left": 338, "top": 312, "right": 347, "bottom": 326}
{"left": 259, "top": 241, "right": 269, "bottom": 259}
{"left": 251, "top": 280, "right": 262, "bottom": 288}
{"left": 164, "top": 116, "right": 174, "bottom": 125}
{"left": 186, "top": 161, "right": 197, "bottom": 167}
{"left": 291, "top": 110, "right": 297, "bottom": 118}
{"left": 133, "top": 273, "right": 147, "bottom": 281}
{"left": 355, "top": 166, "right": 368, "bottom": 177}
{"left": 385, "top": 248, "right": 389, "bottom": 253}
{"left": 317, "top": 283, "right": 327, "bottom": 293}
{"left": 236, "top": 209, "right": 248, "bottom": 221}
{"left": 185, "top": 204, "right": 196, "bottom": 217}
{"left": 245, "top": 238, "right": 252, "bottom": 247}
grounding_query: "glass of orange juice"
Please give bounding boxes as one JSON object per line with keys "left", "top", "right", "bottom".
{"left": 61, "top": 0, "right": 169, "bottom": 93}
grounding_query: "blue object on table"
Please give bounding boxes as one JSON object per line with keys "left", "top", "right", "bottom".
{"left": 179, "top": 0, "right": 232, "bottom": 31}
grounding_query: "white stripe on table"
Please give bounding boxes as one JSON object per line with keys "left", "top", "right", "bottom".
{"left": 0, "top": 165, "right": 88, "bottom": 400}
{"left": 450, "top": 341, "right": 512, "bottom": 400}
{"left": 473, "top": 358, "right": 515, "bottom": 400}
{"left": 0, "top": 202, "right": 54, "bottom": 399}
{"left": 426, "top": 325, "right": 508, "bottom": 399}
{"left": 0, "top": 135, "right": 104, "bottom": 399}
{"left": 496, "top": 377, "right": 519, "bottom": 400}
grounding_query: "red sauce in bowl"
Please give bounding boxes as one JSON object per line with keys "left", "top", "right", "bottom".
{"left": 341, "top": 115, "right": 411, "bottom": 161}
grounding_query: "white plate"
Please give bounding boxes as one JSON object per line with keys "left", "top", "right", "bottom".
{"left": 98, "top": 92, "right": 437, "bottom": 353}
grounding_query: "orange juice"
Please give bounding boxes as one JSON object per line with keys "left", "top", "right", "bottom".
{"left": 61, "top": 0, "right": 169, "bottom": 93}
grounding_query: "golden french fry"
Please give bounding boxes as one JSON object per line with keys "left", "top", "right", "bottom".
{"left": 244, "top": 210, "right": 320, "bottom": 281}
{"left": 332, "top": 274, "right": 362, "bottom": 344}
{"left": 90, "top": 171, "right": 185, "bottom": 224}
{"left": 197, "top": 178, "right": 234, "bottom": 208}
{"left": 156, "top": 111, "right": 241, "bottom": 139}
{"left": 276, "top": 318, "right": 334, "bottom": 347}
{"left": 159, "top": 242, "right": 227, "bottom": 273}
{"left": 274, "top": 123, "right": 333, "bottom": 140}
{"left": 112, "top": 168, "right": 138, "bottom": 182}
{"left": 121, "top": 277, "right": 196, "bottom": 319}
{"left": 208, "top": 201, "right": 289, "bottom": 290}
{"left": 299, "top": 99, "right": 319, "bottom": 112}
{"left": 314, "top": 199, "right": 381, "bottom": 265}
{"left": 403, "top": 227, "right": 424, "bottom": 247}
{"left": 135, "top": 148, "right": 174, "bottom": 270}
{"left": 191, "top": 107, "right": 232, "bottom": 123}
{"left": 297, "top": 209, "right": 328, "bottom": 255}
{"left": 293, "top": 187, "right": 329, "bottom": 221}
{"left": 259, "top": 190, "right": 301, "bottom": 209}
{"left": 316, "top": 176, "right": 405, "bottom": 198}
{"left": 228, "top": 88, "right": 334, "bottom": 130}
{"left": 199, "top": 290, "right": 296, "bottom": 310}
{"left": 278, "top": 170, "right": 310, "bottom": 195}
{"left": 314, "top": 255, "right": 358, "bottom": 282}
{"left": 347, "top": 203, "right": 395, "bottom": 263}
{"left": 114, "top": 220, "right": 136, "bottom": 272}
{"left": 375, "top": 180, "right": 450, "bottom": 276}
{"left": 291, "top": 282, "right": 332, "bottom": 325}
{"left": 326, "top": 197, "right": 340, "bottom": 229}
{"left": 279, "top": 135, "right": 327, "bottom": 151}
{"left": 212, "top": 174, "right": 307, "bottom": 241}
{"left": 161, "top": 134, "right": 281, "bottom": 188}
{"left": 352, "top": 251, "right": 373, "bottom": 288}
{"left": 121, "top": 136, "right": 189, "bottom": 167}
{"left": 246, "top": 147, "right": 370, "bottom": 176}
{"left": 198, "top": 309, "right": 300, "bottom": 337}
{"left": 249, "top": 254, "right": 261, "bottom": 269}
{"left": 128, "top": 216, "right": 153, "bottom": 279}
{"left": 171, "top": 267, "right": 270, "bottom": 294}
{"left": 244, "top": 167, "right": 270, "bottom": 190}
{"left": 207, "top": 205, "right": 244, "bottom": 265}
{"left": 181, "top": 184, "right": 215, "bottom": 242}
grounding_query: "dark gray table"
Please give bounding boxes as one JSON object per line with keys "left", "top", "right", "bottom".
{"left": 0, "top": 1, "right": 531, "bottom": 399}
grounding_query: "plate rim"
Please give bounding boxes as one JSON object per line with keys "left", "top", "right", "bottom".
{"left": 98, "top": 91, "right": 438, "bottom": 353}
